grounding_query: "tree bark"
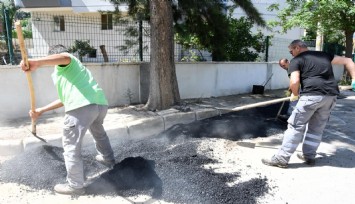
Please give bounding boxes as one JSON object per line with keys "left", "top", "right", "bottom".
{"left": 315, "top": 22, "right": 323, "bottom": 51}
{"left": 344, "top": 30, "right": 354, "bottom": 58}
{"left": 341, "top": 29, "right": 354, "bottom": 81}
{"left": 145, "top": 0, "right": 180, "bottom": 111}
{"left": 99, "top": 45, "right": 109, "bottom": 62}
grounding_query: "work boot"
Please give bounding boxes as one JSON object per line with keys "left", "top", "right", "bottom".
{"left": 95, "top": 155, "right": 115, "bottom": 169}
{"left": 297, "top": 153, "right": 315, "bottom": 166}
{"left": 54, "top": 183, "right": 85, "bottom": 195}
{"left": 261, "top": 156, "right": 288, "bottom": 168}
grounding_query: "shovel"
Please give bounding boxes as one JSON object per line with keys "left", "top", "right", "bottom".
{"left": 218, "top": 96, "right": 290, "bottom": 149}
{"left": 218, "top": 96, "right": 290, "bottom": 113}
{"left": 264, "top": 100, "right": 287, "bottom": 123}
{"left": 15, "top": 21, "right": 47, "bottom": 143}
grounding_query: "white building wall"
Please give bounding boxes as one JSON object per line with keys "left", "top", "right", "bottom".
{"left": 28, "top": 11, "right": 150, "bottom": 62}
{"left": 230, "top": 0, "right": 304, "bottom": 40}
{"left": 230, "top": 0, "right": 305, "bottom": 62}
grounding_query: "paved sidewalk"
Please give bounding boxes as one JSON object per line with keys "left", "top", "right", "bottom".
{"left": 0, "top": 89, "right": 288, "bottom": 156}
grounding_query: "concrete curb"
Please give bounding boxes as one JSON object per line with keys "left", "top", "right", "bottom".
{"left": 0, "top": 108, "right": 221, "bottom": 156}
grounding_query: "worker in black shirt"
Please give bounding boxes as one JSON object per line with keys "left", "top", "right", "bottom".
{"left": 262, "top": 39, "right": 355, "bottom": 168}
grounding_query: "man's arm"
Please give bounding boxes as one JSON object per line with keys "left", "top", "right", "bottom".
{"left": 29, "top": 99, "right": 64, "bottom": 121}
{"left": 331, "top": 56, "right": 355, "bottom": 78}
{"left": 332, "top": 56, "right": 355, "bottom": 91}
{"left": 20, "top": 53, "right": 71, "bottom": 72}
{"left": 289, "top": 71, "right": 301, "bottom": 96}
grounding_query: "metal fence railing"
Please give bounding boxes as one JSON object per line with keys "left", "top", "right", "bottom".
{"left": 266, "top": 37, "right": 293, "bottom": 62}
{"left": 265, "top": 37, "right": 346, "bottom": 63}
{"left": 21, "top": 13, "right": 152, "bottom": 63}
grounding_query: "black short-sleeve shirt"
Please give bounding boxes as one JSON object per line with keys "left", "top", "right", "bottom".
{"left": 289, "top": 51, "right": 339, "bottom": 96}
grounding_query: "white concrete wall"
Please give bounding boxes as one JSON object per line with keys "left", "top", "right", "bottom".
{"left": 0, "top": 62, "right": 344, "bottom": 120}
{"left": 176, "top": 62, "right": 269, "bottom": 98}
{"left": 0, "top": 63, "right": 140, "bottom": 120}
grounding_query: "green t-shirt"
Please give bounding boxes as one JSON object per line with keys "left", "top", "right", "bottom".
{"left": 51, "top": 54, "right": 108, "bottom": 112}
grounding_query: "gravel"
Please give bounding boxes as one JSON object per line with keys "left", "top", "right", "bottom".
{"left": 0, "top": 106, "right": 285, "bottom": 203}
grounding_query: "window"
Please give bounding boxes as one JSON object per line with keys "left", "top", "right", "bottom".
{"left": 54, "top": 16, "right": 65, "bottom": 31}
{"left": 101, "top": 14, "right": 113, "bottom": 30}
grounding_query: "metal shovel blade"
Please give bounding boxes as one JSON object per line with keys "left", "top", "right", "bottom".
{"left": 26, "top": 127, "right": 48, "bottom": 143}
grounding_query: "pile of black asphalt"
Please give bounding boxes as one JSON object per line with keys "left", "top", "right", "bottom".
{"left": 0, "top": 103, "right": 287, "bottom": 203}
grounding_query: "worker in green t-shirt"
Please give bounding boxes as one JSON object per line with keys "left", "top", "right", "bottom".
{"left": 20, "top": 45, "right": 115, "bottom": 195}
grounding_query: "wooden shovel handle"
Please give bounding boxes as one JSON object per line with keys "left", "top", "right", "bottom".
{"left": 218, "top": 97, "right": 291, "bottom": 113}
{"left": 15, "top": 21, "right": 36, "bottom": 135}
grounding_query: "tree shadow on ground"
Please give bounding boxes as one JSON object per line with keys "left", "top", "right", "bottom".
{"left": 288, "top": 148, "right": 355, "bottom": 169}
{"left": 316, "top": 148, "right": 355, "bottom": 168}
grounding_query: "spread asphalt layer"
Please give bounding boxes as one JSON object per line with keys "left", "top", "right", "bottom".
{"left": 0, "top": 106, "right": 285, "bottom": 203}
{"left": 0, "top": 89, "right": 355, "bottom": 203}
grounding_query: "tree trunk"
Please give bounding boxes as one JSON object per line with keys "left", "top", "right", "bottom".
{"left": 315, "top": 22, "right": 323, "bottom": 51}
{"left": 145, "top": 0, "right": 180, "bottom": 111}
{"left": 344, "top": 30, "right": 354, "bottom": 58}
{"left": 341, "top": 29, "right": 354, "bottom": 81}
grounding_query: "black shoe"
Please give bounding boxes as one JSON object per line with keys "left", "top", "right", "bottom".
{"left": 297, "top": 153, "right": 315, "bottom": 165}
{"left": 261, "top": 156, "right": 288, "bottom": 168}
{"left": 54, "top": 183, "right": 85, "bottom": 195}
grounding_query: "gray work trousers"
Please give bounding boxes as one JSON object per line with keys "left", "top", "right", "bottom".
{"left": 287, "top": 100, "right": 298, "bottom": 116}
{"left": 276, "top": 95, "right": 337, "bottom": 163}
{"left": 62, "top": 104, "right": 114, "bottom": 189}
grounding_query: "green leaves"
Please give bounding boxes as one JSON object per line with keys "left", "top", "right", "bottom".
{"left": 111, "top": 0, "right": 266, "bottom": 61}
{"left": 270, "top": 0, "right": 355, "bottom": 34}
{"left": 224, "top": 17, "right": 266, "bottom": 61}
{"left": 269, "top": 0, "right": 355, "bottom": 57}
{"left": 67, "top": 40, "right": 95, "bottom": 61}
